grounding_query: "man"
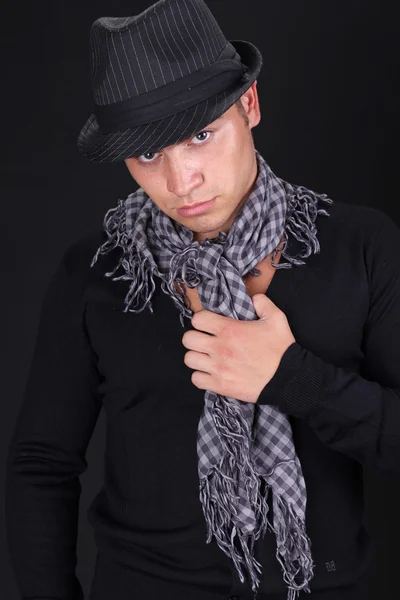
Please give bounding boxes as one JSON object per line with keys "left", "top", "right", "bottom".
{"left": 5, "top": 1, "right": 400, "bottom": 600}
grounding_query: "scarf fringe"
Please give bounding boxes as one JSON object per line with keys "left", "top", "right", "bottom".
{"left": 90, "top": 199, "right": 157, "bottom": 314}
{"left": 272, "top": 185, "right": 333, "bottom": 270}
{"left": 199, "top": 392, "right": 315, "bottom": 597}
{"left": 272, "top": 493, "right": 315, "bottom": 599}
{"left": 199, "top": 475, "right": 270, "bottom": 592}
{"left": 200, "top": 468, "right": 314, "bottom": 599}
{"left": 199, "top": 395, "right": 275, "bottom": 592}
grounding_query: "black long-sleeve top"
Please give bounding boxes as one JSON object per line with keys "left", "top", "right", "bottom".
{"left": 6, "top": 199, "right": 400, "bottom": 600}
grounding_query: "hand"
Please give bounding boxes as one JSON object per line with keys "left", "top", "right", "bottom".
{"left": 182, "top": 294, "right": 296, "bottom": 403}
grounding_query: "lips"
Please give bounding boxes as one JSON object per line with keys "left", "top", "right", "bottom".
{"left": 180, "top": 199, "right": 213, "bottom": 209}
{"left": 177, "top": 197, "right": 217, "bottom": 217}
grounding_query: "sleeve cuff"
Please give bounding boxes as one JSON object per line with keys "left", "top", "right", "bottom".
{"left": 256, "top": 341, "right": 336, "bottom": 418}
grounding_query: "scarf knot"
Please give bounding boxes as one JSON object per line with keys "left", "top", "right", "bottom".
{"left": 169, "top": 238, "right": 227, "bottom": 285}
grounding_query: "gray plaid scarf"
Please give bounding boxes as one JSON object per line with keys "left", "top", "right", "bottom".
{"left": 90, "top": 149, "right": 333, "bottom": 599}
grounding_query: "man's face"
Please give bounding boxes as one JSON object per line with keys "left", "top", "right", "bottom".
{"left": 124, "top": 82, "right": 261, "bottom": 243}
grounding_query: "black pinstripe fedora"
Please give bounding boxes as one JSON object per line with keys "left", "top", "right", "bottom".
{"left": 77, "top": 0, "right": 263, "bottom": 163}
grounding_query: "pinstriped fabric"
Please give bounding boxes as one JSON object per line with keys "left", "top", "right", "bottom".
{"left": 91, "top": 0, "right": 226, "bottom": 106}
{"left": 77, "top": 0, "right": 263, "bottom": 162}
{"left": 90, "top": 150, "right": 334, "bottom": 599}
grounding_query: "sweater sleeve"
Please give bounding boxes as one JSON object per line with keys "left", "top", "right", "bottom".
{"left": 5, "top": 239, "right": 103, "bottom": 600}
{"left": 257, "top": 209, "right": 400, "bottom": 475}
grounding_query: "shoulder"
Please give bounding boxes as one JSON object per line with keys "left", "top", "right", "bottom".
{"left": 61, "top": 230, "right": 106, "bottom": 274}
{"left": 60, "top": 229, "right": 122, "bottom": 281}
{"left": 315, "top": 201, "right": 400, "bottom": 291}
{"left": 315, "top": 200, "right": 400, "bottom": 249}
{"left": 318, "top": 199, "right": 396, "bottom": 233}
{"left": 50, "top": 230, "right": 117, "bottom": 300}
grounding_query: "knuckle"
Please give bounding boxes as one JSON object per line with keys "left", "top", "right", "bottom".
{"left": 221, "top": 345, "right": 234, "bottom": 360}
{"left": 215, "top": 339, "right": 234, "bottom": 361}
{"left": 276, "top": 310, "right": 288, "bottom": 325}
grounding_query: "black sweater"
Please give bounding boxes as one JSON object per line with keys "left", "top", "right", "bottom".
{"left": 6, "top": 199, "right": 400, "bottom": 600}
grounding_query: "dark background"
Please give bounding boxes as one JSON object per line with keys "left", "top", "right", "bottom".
{"left": 2, "top": 0, "right": 400, "bottom": 598}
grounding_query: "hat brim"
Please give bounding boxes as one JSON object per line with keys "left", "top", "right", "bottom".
{"left": 77, "top": 40, "right": 263, "bottom": 163}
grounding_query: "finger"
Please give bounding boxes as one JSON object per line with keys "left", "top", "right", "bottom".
{"left": 191, "top": 370, "right": 214, "bottom": 391}
{"left": 184, "top": 350, "right": 213, "bottom": 373}
{"left": 191, "top": 309, "right": 228, "bottom": 336}
{"left": 182, "top": 329, "right": 214, "bottom": 352}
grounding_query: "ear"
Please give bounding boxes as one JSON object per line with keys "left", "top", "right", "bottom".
{"left": 241, "top": 81, "right": 261, "bottom": 128}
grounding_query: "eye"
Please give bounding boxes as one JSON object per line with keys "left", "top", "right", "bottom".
{"left": 192, "top": 130, "right": 212, "bottom": 144}
{"left": 137, "top": 130, "right": 213, "bottom": 164}
{"left": 137, "top": 150, "right": 159, "bottom": 164}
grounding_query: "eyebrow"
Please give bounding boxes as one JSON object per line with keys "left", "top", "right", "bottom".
{"left": 141, "top": 117, "right": 224, "bottom": 158}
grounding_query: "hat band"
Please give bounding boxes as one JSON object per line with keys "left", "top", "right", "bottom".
{"left": 95, "top": 49, "right": 249, "bottom": 133}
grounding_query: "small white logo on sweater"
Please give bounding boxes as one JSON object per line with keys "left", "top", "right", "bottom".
{"left": 325, "top": 560, "right": 336, "bottom": 571}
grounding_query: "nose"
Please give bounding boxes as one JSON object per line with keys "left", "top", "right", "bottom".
{"left": 165, "top": 154, "right": 203, "bottom": 199}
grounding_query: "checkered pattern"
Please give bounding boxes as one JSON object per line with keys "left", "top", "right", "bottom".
{"left": 91, "top": 149, "right": 333, "bottom": 599}
{"left": 77, "top": 0, "right": 262, "bottom": 162}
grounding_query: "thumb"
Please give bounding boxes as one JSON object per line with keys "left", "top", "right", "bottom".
{"left": 252, "top": 293, "right": 275, "bottom": 320}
